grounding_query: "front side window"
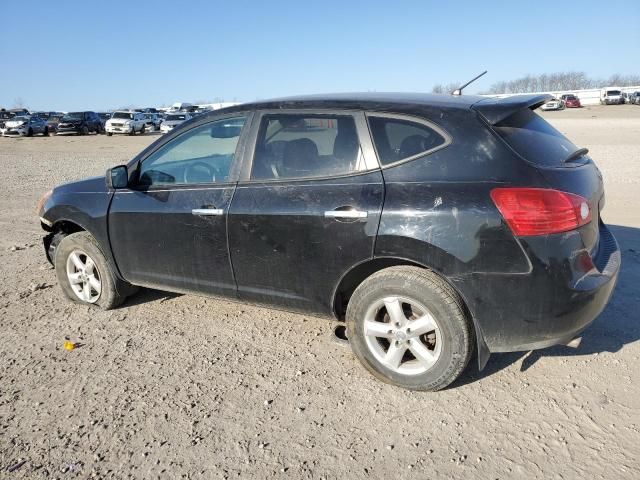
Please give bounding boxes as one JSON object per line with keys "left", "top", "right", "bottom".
{"left": 368, "top": 116, "right": 448, "bottom": 166}
{"left": 138, "top": 117, "right": 246, "bottom": 186}
{"left": 251, "top": 114, "right": 366, "bottom": 180}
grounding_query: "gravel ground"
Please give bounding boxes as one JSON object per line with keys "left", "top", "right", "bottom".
{"left": 1, "top": 106, "right": 639, "bottom": 479}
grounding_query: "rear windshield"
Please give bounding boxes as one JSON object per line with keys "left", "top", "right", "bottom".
{"left": 606, "top": 90, "right": 621, "bottom": 96}
{"left": 493, "top": 108, "right": 581, "bottom": 166}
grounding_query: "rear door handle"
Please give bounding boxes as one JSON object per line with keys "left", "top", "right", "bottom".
{"left": 192, "top": 208, "right": 224, "bottom": 216}
{"left": 324, "top": 210, "right": 368, "bottom": 219}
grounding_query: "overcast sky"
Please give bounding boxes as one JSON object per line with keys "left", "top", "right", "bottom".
{"left": 1, "top": 0, "right": 638, "bottom": 111}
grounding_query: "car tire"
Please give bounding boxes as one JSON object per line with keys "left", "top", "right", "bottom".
{"left": 346, "top": 266, "right": 474, "bottom": 391}
{"left": 140, "top": 125, "right": 145, "bottom": 135}
{"left": 81, "top": 126, "right": 89, "bottom": 135}
{"left": 43, "top": 126, "right": 49, "bottom": 136}
{"left": 54, "top": 232, "right": 136, "bottom": 310}
{"left": 129, "top": 127, "right": 135, "bottom": 136}
{"left": 27, "top": 128, "right": 33, "bottom": 137}
{"left": 107, "top": 132, "right": 113, "bottom": 136}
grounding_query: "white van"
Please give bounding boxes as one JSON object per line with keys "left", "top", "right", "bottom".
{"left": 600, "top": 88, "right": 623, "bottom": 105}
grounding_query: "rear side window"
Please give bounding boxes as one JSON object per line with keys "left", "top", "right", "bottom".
{"left": 251, "top": 114, "right": 366, "bottom": 180}
{"left": 493, "top": 109, "right": 580, "bottom": 166}
{"left": 368, "top": 116, "right": 447, "bottom": 166}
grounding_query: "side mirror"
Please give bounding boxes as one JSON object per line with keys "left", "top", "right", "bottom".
{"left": 106, "top": 165, "right": 128, "bottom": 189}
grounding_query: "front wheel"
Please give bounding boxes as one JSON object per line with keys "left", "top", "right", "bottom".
{"left": 54, "top": 232, "right": 136, "bottom": 310}
{"left": 346, "top": 266, "right": 473, "bottom": 391}
{"left": 43, "top": 126, "right": 49, "bottom": 136}
{"left": 140, "top": 125, "right": 145, "bottom": 134}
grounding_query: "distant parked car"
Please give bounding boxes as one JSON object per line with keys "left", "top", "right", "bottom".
{"left": 560, "top": 94, "right": 581, "bottom": 108}
{"left": 160, "top": 112, "right": 191, "bottom": 134}
{"left": 9, "top": 108, "right": 30, "bottom": 116}
{"left": 600, "top": 89, "right": 623, "bottom": 105}
{"left": 142, "top": 113, "right": 162, "bottom": 131}
{"left": 105, "top": 111, "right": 147, "bottom": 136}
{"left": 97, "top": 112, "right": 112, "bottom": 124}
{"left": 630, "top": 92, "right": 640, "bottom": 105}
{"left": 33, "top": 111, "right": 64, "bottom": 133}
{"left": 0, "top": 115, "right": 49, "bottom": 136}
{"left": 0, "top": 111, "right": 16, "bottom": 131}
{"left": 540, "top": 98, "right": 565, "bottom": 111}
{"left": 57, "top": 112, "right": 103, "bottom": 135}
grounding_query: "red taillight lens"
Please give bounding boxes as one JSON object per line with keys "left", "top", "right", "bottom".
{"left": 490, "top": 187, "right": 591, "bottom": 236}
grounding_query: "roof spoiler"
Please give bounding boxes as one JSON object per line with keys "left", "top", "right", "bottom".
{"left": 471, "top": 94, "right": 554, "bottom": 125}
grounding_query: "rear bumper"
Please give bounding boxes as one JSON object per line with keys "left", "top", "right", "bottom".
{"left": 456, "top": 223, "right": 620, "bottom": 353}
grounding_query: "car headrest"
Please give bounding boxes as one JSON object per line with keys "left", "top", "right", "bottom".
{"left": 282, "top": 138, "right": 319, "bottom": 176}
{"left": 399, "top": 134, "right": 432, "bottom": 159}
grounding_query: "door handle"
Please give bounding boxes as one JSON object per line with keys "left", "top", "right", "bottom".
{"left": 324, "top": 210, "right": 368, "bottom": 219}
{"left": 192, "top": 208, "right": 224, "bottom": 216}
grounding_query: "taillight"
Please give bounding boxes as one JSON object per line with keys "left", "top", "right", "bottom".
{"left": 490, "top": 187, "right": 591, "bottom": 236}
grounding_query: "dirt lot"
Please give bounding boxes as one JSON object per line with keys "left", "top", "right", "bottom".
{"left": 1, "top": 105, "right": 639, "bottom": 479}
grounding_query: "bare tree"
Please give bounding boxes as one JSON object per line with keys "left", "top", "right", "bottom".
{"left": 486, "top": 71, "right": 640, "bottom": 94}
{"left": 12, "top": 97, "right": 26, "bottom": 109}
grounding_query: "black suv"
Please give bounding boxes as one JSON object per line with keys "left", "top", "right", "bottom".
{"left": 56, "top": 111, "right": 103, "bottom": 135}
{"left": 36, "top": 93, "right": 620, "bottom": 391}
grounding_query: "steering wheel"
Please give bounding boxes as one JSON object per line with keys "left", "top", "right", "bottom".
{"left": 183, "top": 161, "right": 216, "bottom": 184}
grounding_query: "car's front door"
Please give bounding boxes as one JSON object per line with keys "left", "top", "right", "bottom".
{"left": 108, "top": 114, "right": 251, "bottom": 296}
{"left": 228, "top": 110, "right": 383, "bottom": 315}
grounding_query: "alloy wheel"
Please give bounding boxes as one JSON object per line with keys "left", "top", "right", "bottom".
{"left": 363, "top": 296, "right": 442, "bottom": 375}
{"left": 65, "top": 249, "right": 101, "bottom": 303}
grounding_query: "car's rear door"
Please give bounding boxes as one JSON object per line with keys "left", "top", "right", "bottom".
{"left": 228, "top": 110, "right": 383, "bottom": 315}
{"left": 108, "top": 113, "right": 252, "bottom": 296}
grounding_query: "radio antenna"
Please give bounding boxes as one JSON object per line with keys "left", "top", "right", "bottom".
{"left": 451, "top": 70, "right": 488, "bottom": 96}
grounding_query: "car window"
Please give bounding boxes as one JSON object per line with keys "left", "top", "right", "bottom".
{"left": 251, "top": 114, "right": 366, "bottom": 180}
{"left": 138, "top": 116, "right": 246, "bottom": 186}
{"left": 368, "top": 116, "right": 448, "bottom": 166}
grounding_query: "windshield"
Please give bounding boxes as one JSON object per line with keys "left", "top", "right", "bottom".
{"left": 0, "top": 112, "right": 15, "bottom": 119}
{"left": 62, "top": 112, "right": 84, "bottom": 121}
{"left": 565, "top": 95, "right": 577, "bottom": 100}
{"left": 493, "top": 108, "right": 581, "bottom": 166}
{"left": 166, "top": 114, "right": 186, "bottom": 121}
{"left": 98, "top": 113, "right": 111, "bottom": 119}
{"left": 13, "top": 116, "right": 29, "bottom": 122}
{"left": 144, "top": 114, "right": 154, "bottom": 119}
{"left": 606, "top": 90, "right": 621, "bottom": 96}
{"left": 112, "top": 112, "right": 133, "bottom": 119}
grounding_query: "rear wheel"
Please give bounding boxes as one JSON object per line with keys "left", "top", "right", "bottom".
{"left": 81, "top": 126, "right": 89, "bottom": 135}
{"left": 54, "top": 232, "right": 137, "bottom": 310}
{"left": 43, "top": 126, "right": 49, "bottom": 136}
{"left": 107, "top": 132, "right": 113, "bottom": 136}
{"left": 346, "top": 266, "right": 473, "bottom": 391}
{"left": 140, "top": 124, "right": 145, "bottom": 134}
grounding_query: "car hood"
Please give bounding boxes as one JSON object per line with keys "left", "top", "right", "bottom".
{"left": 54, "top": 175, "right": 107, "bottom": 195}
{"left": 5, "top": 120, "right": 27, "bottom": 128}
{"left": 106, "top": 118, "right": 132, "bottom": 124}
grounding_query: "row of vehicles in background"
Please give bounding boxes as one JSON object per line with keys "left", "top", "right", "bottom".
{"left": 540, "top": 89, "right": 640, "bottom": 111}
{"left": 0, "top": 107, "right": 204, "bottom": 137}
{"left": 605, "top": 89, "right": 640, "bottom": 105}
{"left": 540, "top": 93, "right": 582, "bottom": 111}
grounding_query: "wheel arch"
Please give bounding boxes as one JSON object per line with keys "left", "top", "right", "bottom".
{"left": 332, "top": 256, "right": 491, "bottom": 370}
